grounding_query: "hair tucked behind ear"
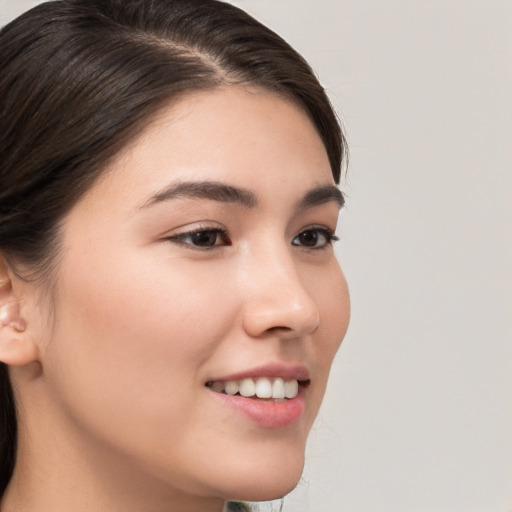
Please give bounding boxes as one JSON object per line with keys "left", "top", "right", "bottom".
{"left": 0, "top": 0, "right": 347, "bottom": 495}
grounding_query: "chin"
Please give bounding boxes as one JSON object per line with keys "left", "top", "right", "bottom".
{"left": 220, "top": 451, "right": 305, "bottom": 502}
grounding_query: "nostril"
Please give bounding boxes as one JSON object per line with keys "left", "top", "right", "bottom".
{"left": 265, "top": 326, "right": 292, "bottom": 334}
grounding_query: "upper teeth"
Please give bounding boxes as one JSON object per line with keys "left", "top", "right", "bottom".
{"left": 208, "top": 377, "right": 299, "bottom": 399}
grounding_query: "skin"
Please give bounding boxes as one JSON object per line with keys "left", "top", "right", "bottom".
{"left": 0, "top": 86, "right": 350, "bottom": 512}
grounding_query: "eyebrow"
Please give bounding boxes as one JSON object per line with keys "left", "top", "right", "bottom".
{"left": 140, "top": 180, "right": 344, "bottom": 211}
{"left": 297, "top": 185, "right": 345, "bottom": 210}
{"left": 141, "top": 181, "right": 258, "bottom": 209}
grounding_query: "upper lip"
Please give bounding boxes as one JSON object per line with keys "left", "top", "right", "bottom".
{"left": 206, "top": 363, "right": 310, "bottom": 383}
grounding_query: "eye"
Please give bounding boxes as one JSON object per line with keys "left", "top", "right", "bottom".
{"left": 292, "top": 227, "right": 338, "bottom": 249}
{"left": 167, "top": 228, "right": 231, "bottom": 249}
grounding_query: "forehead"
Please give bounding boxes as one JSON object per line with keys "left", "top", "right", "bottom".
{"left": 87, "top": 86, "right": 334, "bottom": 209}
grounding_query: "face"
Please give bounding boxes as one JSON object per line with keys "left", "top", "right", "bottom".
{"left": 36, "top": 87, "right": 350, "bottom": 501}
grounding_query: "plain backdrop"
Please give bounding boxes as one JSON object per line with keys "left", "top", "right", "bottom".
{"left": 1, "top": 1, "right": 511, "bottom": 511}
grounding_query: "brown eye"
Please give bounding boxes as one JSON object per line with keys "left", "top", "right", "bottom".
{"left": 190, "top": 230, "right": 221, "bottom": 247}
{"left": 292, "top": 228, "right": 338, "bottom": 249}
{"left": 169, "top": 229, "right": 231, "bottom": 249}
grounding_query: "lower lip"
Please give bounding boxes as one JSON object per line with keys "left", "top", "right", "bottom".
{"left": 209, "top": 387, "right": 306, "bottom": 429}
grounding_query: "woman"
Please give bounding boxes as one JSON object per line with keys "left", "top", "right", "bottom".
{"left": 0, "top": 1, "right": 350, "bottom": 511}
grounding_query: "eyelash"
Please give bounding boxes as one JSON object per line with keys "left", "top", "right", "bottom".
{"left": 292, "top": 226, "right": 339, "bottom": 249}
{"left": 167, "top": 226, "right": 339, "bottom": 251}
{"left": 167, "top": 227, "right": 231, "bottom": 250}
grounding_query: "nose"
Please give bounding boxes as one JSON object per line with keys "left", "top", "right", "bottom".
{"left": 241, "top": 249, "right": 320, "bottom": 339}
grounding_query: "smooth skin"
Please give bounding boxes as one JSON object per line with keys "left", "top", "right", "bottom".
{"left": 0, "top": 86, "right": 350, "bottom": 512}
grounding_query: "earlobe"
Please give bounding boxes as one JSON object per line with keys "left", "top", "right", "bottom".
{"left": 0, "top": 259, "right": 39, "bottom": 366}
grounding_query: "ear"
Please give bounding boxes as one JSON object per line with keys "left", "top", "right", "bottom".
{"left": 0, "top": 257, "right": 39, "bottom": 366}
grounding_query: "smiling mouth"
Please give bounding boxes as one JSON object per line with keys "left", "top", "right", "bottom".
{"left": 205, "top": 377, "right": 311, "bottom": 401}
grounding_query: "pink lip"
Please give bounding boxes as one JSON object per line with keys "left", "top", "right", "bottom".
{"left": 209, "top": 386, "right": 306, "bottom": 429}
{"left": 207, "top": 363, "right": 310, "bottom": 383}
{"left": 205, "top": 363, "right": 310, "bottom": 429}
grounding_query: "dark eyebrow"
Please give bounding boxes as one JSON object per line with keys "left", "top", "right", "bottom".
{"left": 140, "top": 180, "right": 344, "bottom": 211}
{"left": 141, "top": 180, "right": 258, "bottom": 209}
{"left": 297, "top": 185, "right": 345, "bottom": 211}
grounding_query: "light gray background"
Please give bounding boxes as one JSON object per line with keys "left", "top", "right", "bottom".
{"left": 1, "top": 1, "right": 511, "bottom": 511}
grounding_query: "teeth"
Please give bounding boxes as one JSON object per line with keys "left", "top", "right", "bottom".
{"left": 284, "top": 379, "right": 298, "bottom": 399}
{"left": 225, "top": 380, "right": 239, "bottom": 396}
{"left": 272, "top": 378, "right": 286, "bottom": 399}
{"left": 209, "top": 381, "right": 225, "bottom": 393}
{"left": 255, "top": 377, "right": 272, "bottom": 398}
{"left": 209, "top": 377, "right": 301, "bottom": 400}
{"left": 239, "top": 378, "right": 256, "bottom": 397}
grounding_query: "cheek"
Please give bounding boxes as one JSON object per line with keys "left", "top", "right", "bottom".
{"left": 311, "top": 262, "right": 350, "bottom": 358}
{"left": 327, "top": 271, "right": 350, "bottom": 353}
{"left": 43, "top": 251, "right": 236, "bottom": 440}
{"left": 57, "top": 247, "right": 230, "bottom": 347}
{"left": 301, "top": 262, "right": 350, "bottom": 422}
